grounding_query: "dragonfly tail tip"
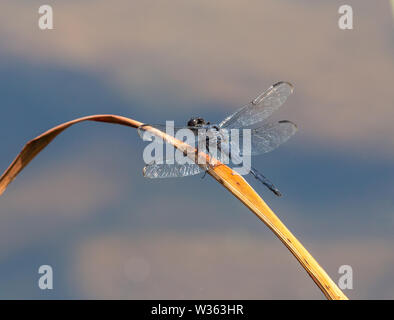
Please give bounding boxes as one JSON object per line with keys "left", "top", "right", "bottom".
{"left": 273, "top": 189, "right": 282, "bottom": 197}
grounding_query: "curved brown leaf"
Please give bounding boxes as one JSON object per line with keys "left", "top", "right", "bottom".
{"left": 0, "top": 114, "right": 348, "bottom": 300}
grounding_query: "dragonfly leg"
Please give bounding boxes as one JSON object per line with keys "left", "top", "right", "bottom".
{"left": 200, "top": 160, "right": 226, "bottom": 179}
{"left": 250, "top": 167, "right": 282, "bottom": 197}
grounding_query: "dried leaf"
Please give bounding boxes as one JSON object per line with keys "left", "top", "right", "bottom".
{"left": 0, "top": 114, "right": 347, "bottom": 300}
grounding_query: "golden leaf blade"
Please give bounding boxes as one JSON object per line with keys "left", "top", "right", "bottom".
{"left": 0, "top": 114, "right": 348, "bottom": 300}
{"left": 0, "top": 115, "right": 142, "bottom": 195}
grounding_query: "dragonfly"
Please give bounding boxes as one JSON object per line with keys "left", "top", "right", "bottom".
{"left": 138, "top": 81, "right": 297, "bottom": 196}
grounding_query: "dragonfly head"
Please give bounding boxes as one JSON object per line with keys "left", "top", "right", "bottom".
{"left": 187, "top": 117, "right": 208, "bottom": 127}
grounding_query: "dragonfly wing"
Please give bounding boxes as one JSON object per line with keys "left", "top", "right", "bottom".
{"left": 143, "top": 160, "right": 202, "bottom": 178}
{"left": 219, "top": 82, "right": 294, "bottom": 129}
{"left": 239, "top": 120, "right": 297, "bottom": 155}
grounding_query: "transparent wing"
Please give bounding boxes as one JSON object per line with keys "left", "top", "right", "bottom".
{"left": 143, "top": 159, "right": 202, "bottom": 178}
{"left": 219, "top": 82, "right": 294, "bottom": 129}
{"left": 238, "top": 120, "right": 297, "bottom": 155}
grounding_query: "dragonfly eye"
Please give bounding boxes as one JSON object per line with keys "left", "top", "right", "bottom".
{"left": 187, "top": 118, "right": 198, "bottom": 126}
{"left": 187, "top": 117, "right": 207, "bottom": 127}
{"left": 197, "top": 118, "right": 206, "bottom": 125}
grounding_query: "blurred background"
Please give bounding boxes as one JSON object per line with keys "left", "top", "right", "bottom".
{"left": 0, "top": 0, "right": 393, "bottom": 299}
